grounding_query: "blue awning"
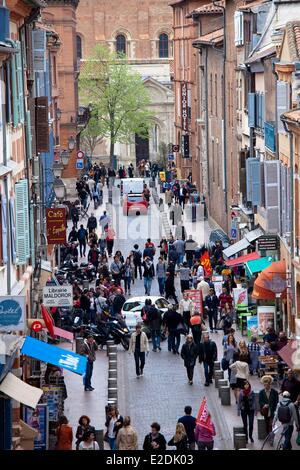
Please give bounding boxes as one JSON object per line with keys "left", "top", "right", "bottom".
{"left": 21, "top": 337, "right": 87, "bottom": 375}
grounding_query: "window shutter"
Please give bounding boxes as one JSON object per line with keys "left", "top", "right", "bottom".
{"left": 36, "top": 96, "right": 49, "bottom": 153}
{"left": 15, "top": 179, "right": 30, "bottom": 265}
{"left": 246, "top": 157, "right": 261, "bottom": 205}
{"left": 280, "top": 164, "right": 287, "bottom": 235}
{"left": 32, "top": 29, "right": 46, "bottom": 73}
{"left": 264, "top": 160, "right": 281, "bottom": 233}
{"left": 15, "top": 41, "right": 24, "bottom": 124}
{"left": 1, "top": 194, "right": 8, "bottom": 264}
{"left": 234, "top": 12, "right": 244, "bottom": 46}
{"left": 30, "top": 206, "right": 35, "bottom": 267}
{"left": 28, "top": 97, "right": 36, "bottom": 156}
{"left": 25, "top": 110, "right": 32, "bottom": 160}
{"left": 286, "top": 167, "right": 291, "bottom": 234}
{"left": 248, "top": 93, "right": 256, "bottom": 127}
{"left": 261, "top": 93, "right": 265, "bottom": 129}
{"left": 9, "top": 198, "right": 16, "bottom": 264}
{"left": 11, "top": 53, "right": 19, "bottom": 127}
{"left": 240, "top": 150, "right": 247, "bottom": 198}
{"left": 277, "top": 81, "right": 290, "bottom": 134}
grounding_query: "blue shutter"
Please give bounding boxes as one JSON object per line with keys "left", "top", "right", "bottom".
{"left": 14, "top": 179, "right": 30, "bottom": 265}
{"left": 264, "top": 160, "right": 281, "bottom": 233}
{"left": 30, "top": 206, "right": 35, "bottom": 267}
{"left": 1, "top": 194, "right": 8, "bottom": 264}
{"left": 265, "top": 122, "right": 276, "bottom": 152}
{"left": 11, "top": 53, "right": 19, "bottom": 127}
{"left": 9, "top": 198, "right": 16, "bottom": 264}
{"left": 248, "top": 93, "right": 256, "bottom": 127}
{"left": 277, "top": 81, "right": 290, "bottom": 134}
{"left": 246, "top": 157, "right": 261, "bottom": 205}
{"left": 32, "top": 29, "right": 46, "bottom": 73}
{"left": 15, "top": 41, "right": 24, "bottom": 124}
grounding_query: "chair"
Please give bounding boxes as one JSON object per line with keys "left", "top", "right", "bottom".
{"left": 80, "top": 202, "right": 90, "bottom": 219}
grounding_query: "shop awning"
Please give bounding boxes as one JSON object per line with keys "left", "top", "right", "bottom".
{"left": 246, "top": 256, "right": 273, "bottom": 277}
{"left": 252, "top": 260, "right": 287, "bottom": 300}
{"left": 0, "top": 372, "right": 43, "bottom": 409}
{"left": 21, "top": 336, "right": 87, "bottom": 375}
{"left": 225, "top": 252, "right": 260, "bottom": 267}
{"left": 277, "top": 340, "right": 299, "bottom": 369}
{"left": 223, "top": 228, "right": 264, "bottom": 258}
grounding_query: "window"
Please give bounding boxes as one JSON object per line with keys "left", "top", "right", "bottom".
{"left": 116, "top": 34, "right": 126, "bottom": 55}
{"left": 159, "top": 33, "right": 169, "bottom": 58}
{"left": 76, "top": 35, "right": 82, "bottom": 60}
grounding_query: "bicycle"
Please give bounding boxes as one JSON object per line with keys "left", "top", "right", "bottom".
{"left": 261, "top": 423, "right": 287, "bottom": 450}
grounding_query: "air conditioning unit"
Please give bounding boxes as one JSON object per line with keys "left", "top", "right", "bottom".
{"left": 0, "top": 6, "right": 10, "bottom": 43}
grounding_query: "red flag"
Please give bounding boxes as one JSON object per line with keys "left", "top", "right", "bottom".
{"left": 41, "top": 304, "right": 55, "bottom": 338}
{"left": 201, "top": 250, "right": 212, "bottom": 277}
{"left": 196, "top": 398, "right": 214, "bottom": 433}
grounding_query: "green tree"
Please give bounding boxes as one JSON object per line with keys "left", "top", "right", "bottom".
{"left": 79, "top": 45, "right": 152, "bottom": 166}
{"left": 80, "top": 115, "right": 104, "bottom": 158}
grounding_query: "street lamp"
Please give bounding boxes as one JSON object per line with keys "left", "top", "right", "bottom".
{"left": 60, "top": 150, "right": 70, "bottom": 166}
{"left": 52, "top": 161, "right": 64, "bottom": 178}
{"left": 53, "top": 177, "right": 66, "bottom": 201}
{"left": 56, "top": 108, "right": 62, "bottom": 120}
{"left": 68, "top": 136, "right": 76, "bottom": 151}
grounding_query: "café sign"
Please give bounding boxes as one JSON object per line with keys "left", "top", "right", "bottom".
{"left": 0, "top": 296, "right": 26, "bottom": 332}
{"left": 46, "top": 208, "right": 66, "bottom": 244}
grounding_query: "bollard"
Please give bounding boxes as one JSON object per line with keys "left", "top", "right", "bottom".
{"left": 108, "top": 387, "right": 118, "bottom": 399}
{"left": 257, "top": 417, "right": 267, "bottom": 440}
{"left": 220, "top": 386, "right": 231, "bottom": 406}
{"left": 108, "top": 369, "right": 118, "bottom": 379}
{"left": 218, "top": 380, "right": 228, "bottom": 398}
{"left": 214, "top": 361, "right": 221, "bottom": 373}
{"left": 108, "top": 352, "right": 117, "bottom": 361}
{"left": 214, "top": 370, "right": 224, "bottom": 388}
{"left": 108, "top": 378, "right": 117, "bottom": 388}
{"left": 234, "top": 434, "right": 247, "bottom": 450}
{"left": 254, "top": 391, "right": 260, "bottom": 411}
{"left": 108, "top": 360, "right": 117, "bottom": 369}
{"left": 233, "top": 427, "right": 245, "bottom": 449}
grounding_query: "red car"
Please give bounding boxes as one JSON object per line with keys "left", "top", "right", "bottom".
{"left": 123, "top": 193, "right": 149, "bottom": 216}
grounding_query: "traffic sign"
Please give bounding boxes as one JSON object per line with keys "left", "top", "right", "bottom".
{"left": 168, "top": 154, "right": 175, "bottom": 161}
{"left": 172, "top": 145, "right": 179, "bottom": 153}
{"left": 76, "top": 159, "right": 84, "bottom": 170}
{"left": 77, "top": 150, "right": 85, "bottom": 159}
{"left": 231, "top": 228, "right": 237, "bottom": 239}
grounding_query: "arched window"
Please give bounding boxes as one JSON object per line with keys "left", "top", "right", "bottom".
{"left": 76, "top": 35, "right": 82, "bottom": 60}
{"left": 116, "top": 34, "right": 126, "bottom": 55}
{"left": 159, "top": 33, "right": 169, "bottom": 58}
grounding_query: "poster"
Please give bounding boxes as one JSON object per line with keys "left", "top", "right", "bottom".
{"left": 24, "top": 404, "right": 49, "bottom": 450}
{"left": 42, "top": 386, "right": 63, "bottom": 422}
{"left": 185, "top": 290, "right": 203, "bottom": 314}
{"left": 0, "top": 296, "right": 26, "bottom": 332}
{"left": 233, "top": 288, "right": 248, "bottom": 307}
{"left": 212, "top": 276, "right": 223, "bottom": 298}
{"left": 159, "top": 171, "right": 166, "bottom": 182}
{"left": 257, "top": 306, "right": 276, "bottom": 336}
{"left": 247, "top": 316, "right": 259, "bottom": 340}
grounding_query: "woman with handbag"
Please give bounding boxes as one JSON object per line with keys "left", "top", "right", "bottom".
{"left": 105, "top": 405, "right": 124, "bottom": 450}
{"left": 181, "top": 335, "right": 199, "bottom": 385}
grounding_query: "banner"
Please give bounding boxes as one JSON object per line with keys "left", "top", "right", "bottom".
{"left": 185, "top": 290, "right": 203, "bottom": 314}
{"left": 43, "top": 285, "right": 73, "bottom": 307}
{"left": 24, "top": 404, "right": 49, "bottom": 450}
{"left": 196, "top": 398, "right": 214, "bottom": 433}
{"left": 0, "top": 296, "right": 26, "bottom": 332}
{"left": 212, "top": 275, "right": 223, "bottom": 298}
{"left": 257, "top": 306, "right": 276, "bottom": 336}
{"left": 233, "top": 288, "right": 248, "bottom": 307}
{"left": 46, "top": 208, "right": 66, "bottom": 244}
{"left": 200, "top": 251, "right": 212, "bottom": 277}
{"left": 247, "top": 316, "right": 259, "bottom": 339}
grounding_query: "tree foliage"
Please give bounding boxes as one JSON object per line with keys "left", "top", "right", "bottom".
{"left": 79, "top": 45, "right": 152, "bottom": 162}
{"left": 80, "top": 116, "right": 104, "bottom": 157}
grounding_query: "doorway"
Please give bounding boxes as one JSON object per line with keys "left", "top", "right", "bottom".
{"left": 135, "top": 133, "right": 149, "bottom": 165}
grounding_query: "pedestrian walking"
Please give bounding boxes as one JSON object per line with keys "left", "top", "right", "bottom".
{"left": 105, "top": 406, "right": 124, "bottom": 451}
{"left": 87, "top": 212, "right": 97, "bottom": 234}
{"left": 99, "top": 211, "right": 110, "bottom": 232}
{"left": 247, "top": 336, "right": 261, "bottom": 375}
{"left": 123, "top": 257, "right": 133, "bottom": 295}
{"left": 88, "top": 245, "right": 100, "bottom": 271}
{"left": 78, "top": 430, "right": 99, "bottom": 450}
{"left": 168, "top": 423, "right": 188, "bottom": 450}
{"left": 81, "top": 335, "right": 98, "bottom": 391}
{"left": 259, "top": 375, "right": 279, "bottom": 440}
{"left": 178, "top": 406, "right": 196, "bottom": 450}
{"left": 163, "top": 305, "right": 182, "bottom": 354}
{"left": 273, "top": 391, "right": 300, "bottom": 450}
{"left": 222, "top": 334, "right": 238, "bottom": 381}
{"left": 190, "top": 311, "right": 205, "bottom": 348}
{"left": 185, "top": 236, "right": 198, "bottom": 268}
{"left": 110, "top": 255, "right": 123, "bottom": 286}
{"left": 181, "top": 335, "right": 199, "bottom": 385}
{"left": 281, "top": 369, "right": 300, "bottom": 403}
{"left": 147, "top": 302, "right": 162, "bottom": 352}
{"left": 133, "top": 244, "right": 143, "bottom": 279}
{"left": 179, "top": 292, "right": 194, "bottom": 332}
{"left": 174, "top": 237, "right": 185, "bottom": 266}
{"left": 77, "top": 224, "right": 88, "bottom": 257}
{"left": 142, "top": 257, "right": 155, "bottom": 295}
{"left": 194, "top": 414, "right": 216, "bottom": 450}
{"left": 105, "top": 225, "right": 115, "bottom": 257}
{"left": 143, "top": 423, "right": 167, "bottom": 451}
{"left": 68, "top": 226, "right": 78, "bottom": 243}
{"left": 165, "top": 188, "right": 173, "bottom": 207}
{"left": 204, "top": 288, "right": 220, "bottom": 333}
{"left": 70, "top": 203, "right": 79, "bottom": 228}
{"left": 55, "top": 416, "right": 73, "bottom": 450}
{"left": 75, "top": 416, "right": 96, "bottom": 450}
{"left": 179, "top": 262, "right": 190, "bottom": 293}
{"left": 116, "top": 416, "right": 138, "bottom": 450}
{"left": 165, "top": 271, "right": 178, "bottom": 304}
{"left": 238, "top": 381, "right": 256, "bottom": 443}
{"left": 158, "top": 237, "right": 168, "bottom": 260}
{"left": 198, "top": 332, "right": 218, "bottom": 387}
{"left": 156, "top": 257, "right": 167, "bottom": 296}
{"left": 229, "top": 352, "right": 249, "bottom": 402}
{"left": 129, "top": 324, "right": 149, "bottom": 378}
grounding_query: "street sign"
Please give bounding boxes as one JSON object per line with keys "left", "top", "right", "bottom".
{"left": 76, "top": 159, "right": 84, "bottom": 170}
{"left": 168, "top": 154, "right": 175, "bottom": 161}
{"left": 77, "top": 150, "right": 85, "bottom": 159}
{"left": 231, "top": 228, "right": 237, "bottom": 239}
{"left": 172, "top": 145, "right": 179, "bottom": 153}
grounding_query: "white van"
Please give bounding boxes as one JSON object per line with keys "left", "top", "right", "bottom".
{"left": 120, "top": 178, "right": 145, "bottom": 196}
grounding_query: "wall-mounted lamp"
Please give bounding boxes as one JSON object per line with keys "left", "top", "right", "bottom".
{"left": 68, "top": 136, "right": 76, "bottom": 151}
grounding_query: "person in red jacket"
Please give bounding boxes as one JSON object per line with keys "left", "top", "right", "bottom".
{"left": 219, "top": 287, "right": 233, "bottom": 312}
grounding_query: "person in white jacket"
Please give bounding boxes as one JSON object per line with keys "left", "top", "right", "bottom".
{"left": 178, "top": 293, "right": 195, "bottom": 333}
{"left": 129, "top": 324, "right": 149, "bottom": 378}
{"left": 229, "top": 353, "right": 250, "bottom": 402}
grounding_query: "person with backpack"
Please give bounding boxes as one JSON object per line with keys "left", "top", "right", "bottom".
{"left": 273, "top": 391, "right": 300, "bottom": 450}
{"left": 259, "top": 375, "right": 279, "bottom": 441}
{"left": 132, "top": 244, "right": 143, "bottom": 280}
{"left": 142, "top": 257, "right": 155, "bottom": 296}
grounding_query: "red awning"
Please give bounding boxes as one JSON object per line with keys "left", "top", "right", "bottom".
{"left": 225, "top": 252, "right": 260, "bottom": 267}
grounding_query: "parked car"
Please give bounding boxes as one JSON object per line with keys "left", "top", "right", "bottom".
{"left": 121, "top": 296, "right": 170, "bottom": 331}
{"left": 123, "top": 193, "right": 149, "bottom": 216}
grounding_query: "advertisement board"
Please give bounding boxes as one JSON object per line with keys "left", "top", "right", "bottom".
{"left": 43, "top": 286, "right": 73, "bottom": 307}
{"left": 23, "top": 404, "right": 49, "bottom": 450}
{"left": 211, "top": 276, "right": 223, "bottom": 298}
{"left": 46, "top": 208, "right": 66, "bottom": 245}
{"left": 233, "top": 288, "right": 248, "bottom": 307}
{"left": 247, "top": 316, "right": 259, "bottom": 339}
{"left": 257, "top": 306, "right": 276, "bottom": 336}
{"left": 0, "top": 296, "right": 26, "bottom": 332}
{"left": 185, "top": 290, "right": 203, "bottom": 314}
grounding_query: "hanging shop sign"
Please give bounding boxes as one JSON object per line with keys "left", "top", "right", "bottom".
{"left": 43, "top": 285, "right": 73, "bottom": 308}
{"left": 181, "top": 82, "right": 188, "bottom": 131}
{"left": 0, "top": 296, "right": 26, "bottom": 332}
{"left": 46, "top": 208, "right": 66, "bottom": 245}
{"left": 24, "top": 404, "right": 49, "bottom": 450}
{"left": 21, "top": 336, "right": 87, "bottom": 375}
{"left": 257, "top": 235, "right": 278, "bottom": 251}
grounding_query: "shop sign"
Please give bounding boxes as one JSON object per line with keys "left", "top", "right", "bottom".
{"left": 0, "top": 296, "right": 25, "bottom": 332}
{"left": 257, "top": 235, "right": 278, "bottom": 251}
{"left": 43, "top": 286, "right": 73, "bottom": 307}
{"left": 46, "top": 208, "right": 66, "bottom": 245}
{"left": 257, "top": 306, "right": 276, "bottom": 336}
{"left": 181, "top": 82, "right": 188, "bottom": 131}
{"left": 24, "top": 404, "right": 49, "bottom": 450}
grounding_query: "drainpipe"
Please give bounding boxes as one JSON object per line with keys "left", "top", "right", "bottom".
{"left": 213, "top": 0, "right": 227, "bottom": 214}
{"left": 282, "top": 116, "right": 295, "bottom": 334}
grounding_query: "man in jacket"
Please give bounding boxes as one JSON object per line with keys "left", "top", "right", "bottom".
{"left": 68, "top": 226, "right": 78, "bottom": 243}
{"left": 77, "top": 224, "right": 88, "bottom": 257}
{"left": 185, "top": 236, "right": 198, "bottom": 268}
{"left": 165, "top": 271, "right": 178, "bottom": 304}
{"left": 133, "top": 244, "right": 143, "bottom": 280}
{"left": 143, "top": 423, "right": 166, "bottom": 451}
{"left": 142, "top": 257, "right": 155, "bottom": 295}
{"left": 259, "top": 375, "right": 279, "bottom": 440}
{"left": 181, "top": 335, "right": 199, "bottom": 385}
{"left": 129, "top": 324, "right": 149, "bottom": 378}
{"left": 174, "top": 238, "right": 186, "bottom": 266}
{"left": 205, "top": 288, "right": 220, "bottom": 333}
{"left": 156, "top": 257, "right": 167, "bottom": 296}
{"left": 179, "top": 262, "right": 190, "bottom": 293}
{"left": 81, "top": 335, "right": 98, "bottom": 391}
{"left": 273, "top": 391, "right": 300, "bottom": 450}
{"left": 178, "top": 406, "right": 196, "bottom": 450}
{"left": 163, "top": 305, "right": 182, "bottom": 354}
{"left": 198, "top": 333, "right": 218, "bottom": 386}
{"left": 112, "top": 289, "right": 126, "bottom": 316}
{"left": 147, "top": 302, "right": 162, "bottom": 352}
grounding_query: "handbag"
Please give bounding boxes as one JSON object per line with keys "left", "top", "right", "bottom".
{"left": 176, "top": 322, "right": 187, "bottom": 335}
{"left": 221, "top": 357, "right": 229, "bottom": 371}
{"left": 260, "top": 406, "right": 269, "bottom": 417}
